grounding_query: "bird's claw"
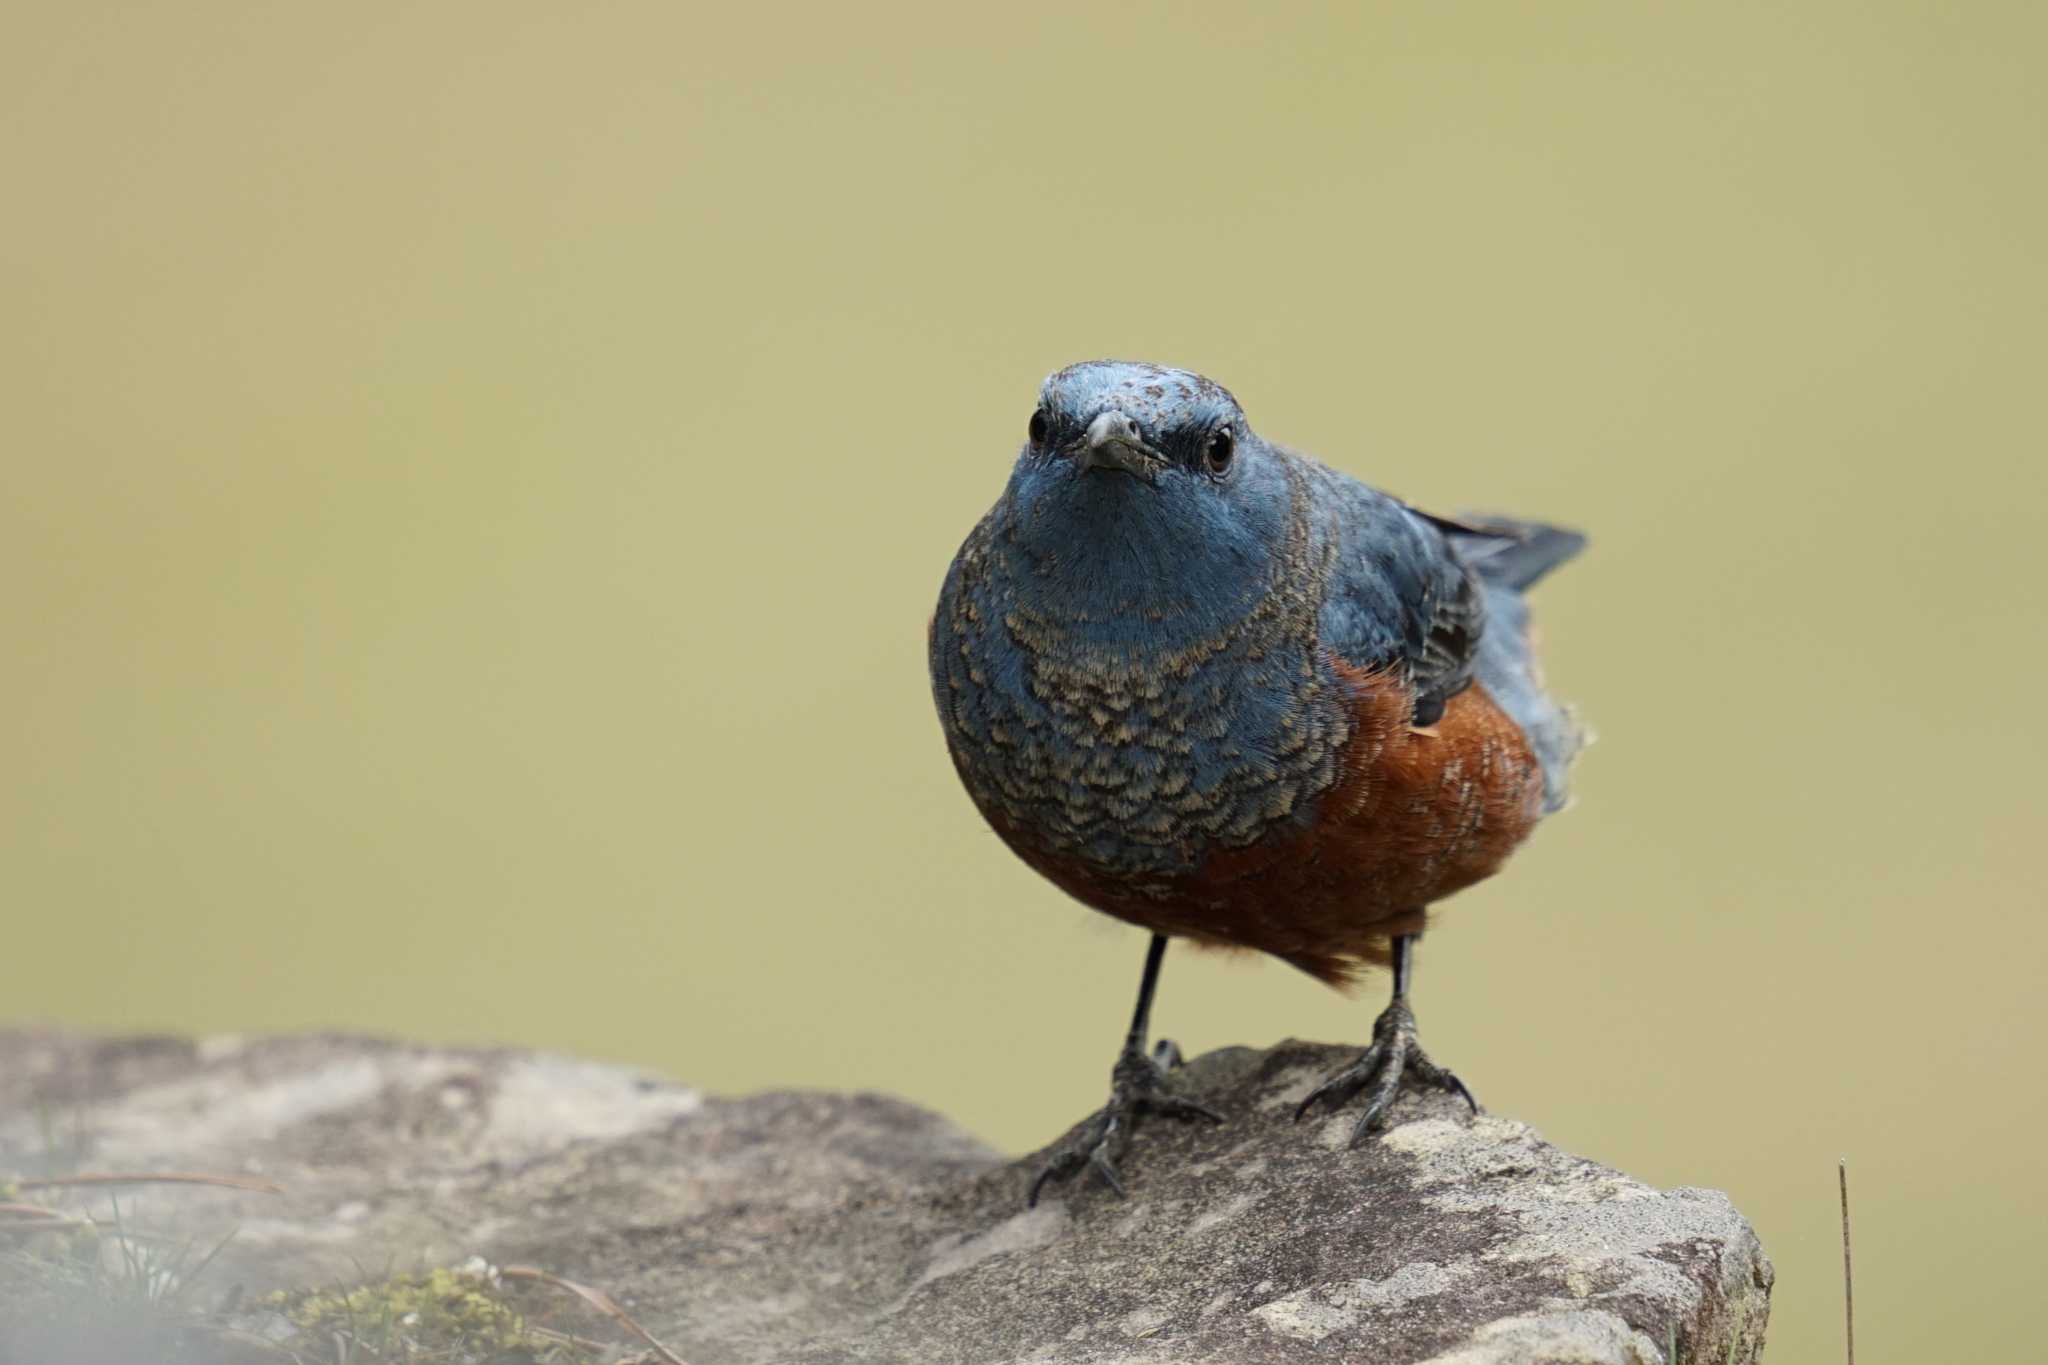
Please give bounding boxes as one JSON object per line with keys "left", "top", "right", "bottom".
{"left": 1294, "top": 998, "right": 1477, "bottom": 1145}
{"left": 1027, "top": 1037, "right": 1223, "bottom": 1207}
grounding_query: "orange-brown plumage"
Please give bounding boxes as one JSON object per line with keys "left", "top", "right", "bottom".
{"left": 991, "top": 661, "right": 1545, "bottom": 988}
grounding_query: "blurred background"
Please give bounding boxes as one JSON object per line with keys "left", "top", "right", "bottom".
{"left": 5, "top": 2, "right": 2043, "bottom": 1360}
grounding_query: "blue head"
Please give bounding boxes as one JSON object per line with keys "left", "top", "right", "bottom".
{"left": 999, "top": 361, "right": 1297, "bottom": 638}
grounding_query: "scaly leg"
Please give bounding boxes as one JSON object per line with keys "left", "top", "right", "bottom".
{"left": 1028, "top": 934, "right": 1224, "bottom": 1206}
{"left": 1295, "top": 933, "right": 1478, "bottom": 1146}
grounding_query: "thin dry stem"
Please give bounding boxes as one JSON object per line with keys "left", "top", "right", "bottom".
{"left": 530, "top": 1323, "right": 615, "bottom": 1354}
{"left": 501, "top": 1264, "right": 689, "bottom": 1365}
{"left": 1839, "top": 1158, "right": 1855, "bottom": 1365}
{"left": 18, "top": 1171, "right": 286, "bottom": 1196}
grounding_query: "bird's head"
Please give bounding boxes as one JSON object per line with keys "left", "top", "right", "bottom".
{"left": 1025, "top": 360, "right": 1249, "bottom": 488}
{"left": 997, "top": 361, "right": 1295, "bottom": 630}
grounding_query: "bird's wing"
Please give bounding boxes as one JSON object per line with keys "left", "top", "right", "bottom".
{"left": 1408, "top": 508, "right": 1589, "bottom": 812}
{"left": 1307, "top": 467, "right": 1487, "bottom": 727}
{"left": 1404, "top": 555, "right": 1486, "bottom": 727}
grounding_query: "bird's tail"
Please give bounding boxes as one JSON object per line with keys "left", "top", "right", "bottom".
{"left": 1427, "top": 513, "right": 1587, "bottom": 591}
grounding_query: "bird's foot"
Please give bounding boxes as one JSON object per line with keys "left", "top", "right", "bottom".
{"left": 1028, "top": 1039, "right": 1224, "bottom": 1207}
{"left": 1294, "top": 997, "right": 1478, "bottom": 1146}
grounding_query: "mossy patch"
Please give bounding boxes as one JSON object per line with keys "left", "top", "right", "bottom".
{"left": 1, "top": 1247, "right": 603, "bottom": 1364}
{"left": 270, "top": 1265, "right": 596, "bottom": 1361}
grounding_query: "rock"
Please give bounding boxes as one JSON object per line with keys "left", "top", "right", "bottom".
{"left": 0, "top": 1030, "right": 1770, "bottom": 1363}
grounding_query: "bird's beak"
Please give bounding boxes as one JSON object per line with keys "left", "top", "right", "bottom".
{"left": 1077, "top": 410, "right": 1162, "bottom": 483}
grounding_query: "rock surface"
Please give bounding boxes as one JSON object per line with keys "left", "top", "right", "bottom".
{"left": 0, "top": 1030, "right": 1770, "bottom": 1363}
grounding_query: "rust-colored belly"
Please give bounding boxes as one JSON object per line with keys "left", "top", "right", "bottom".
{"left": 1000, "top": 664, "right": 1546, "bottom": 987}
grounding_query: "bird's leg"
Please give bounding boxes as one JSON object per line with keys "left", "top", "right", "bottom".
{"left": 1295, "top": 932, "right": 1478, "bottom": 1146}
{"left": 1028, "top": 934, "right": 1224, "bottom": 1206}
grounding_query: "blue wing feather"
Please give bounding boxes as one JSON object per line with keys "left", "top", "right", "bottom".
{"left": 1310, "top": 461, "right": 1586, "bottom": 813}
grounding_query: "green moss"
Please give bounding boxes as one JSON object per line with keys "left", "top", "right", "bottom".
{"left": 272, "top": 1266, "right": 590, "bottom": 1361}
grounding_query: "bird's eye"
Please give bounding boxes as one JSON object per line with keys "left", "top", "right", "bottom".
{"left": 1028, "top": 407, "right": 1049, "bottom": 446}
{"left": 1205, "top": 424, "right": 1236, "bottom": 474}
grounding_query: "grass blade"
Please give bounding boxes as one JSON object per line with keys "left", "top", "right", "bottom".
{"left": 19, "top": 1171, "right": 285, "bottom": 1196}
{"left": 501, "top": 1264, "right": 689, "bottom": 1365}
{"left": 1840, "top": 1158, "right": 1855, "bottom": 1365}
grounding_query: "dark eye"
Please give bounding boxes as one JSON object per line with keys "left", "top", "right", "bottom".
{"left": 1028, "top": 407, "right": 1049, "bottom": 446}
{"left": 1205, "top": 424, "right": 1235, "bottom": 474}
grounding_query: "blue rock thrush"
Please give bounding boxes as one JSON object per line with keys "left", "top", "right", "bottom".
{"left": 929, "top": 361, "right": 1586, "bottom": 1204}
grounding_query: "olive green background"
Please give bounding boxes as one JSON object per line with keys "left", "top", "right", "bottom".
{"left": 5, "top": 3, "right": 2043, "bottom": 1360}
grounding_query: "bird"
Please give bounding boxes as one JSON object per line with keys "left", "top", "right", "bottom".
{"left": 928, "top": 360, "right": 1586, "bottom": 1204}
